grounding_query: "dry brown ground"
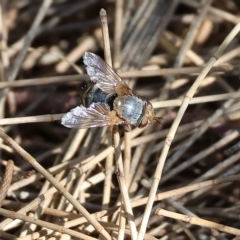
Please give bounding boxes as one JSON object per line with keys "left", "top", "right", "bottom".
{"left": 0, "top": 1, "right": 240, "bottom": 239}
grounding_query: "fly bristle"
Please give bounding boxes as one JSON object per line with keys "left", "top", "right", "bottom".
{"left": 80, "top": 83, "right": 88, "bottom": 90}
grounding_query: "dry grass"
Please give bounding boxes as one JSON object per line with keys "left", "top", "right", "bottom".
{"left": 0, "top": 0, "right": 240, "bottom": 239}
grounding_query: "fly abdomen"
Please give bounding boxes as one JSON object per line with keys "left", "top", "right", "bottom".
{"left": 83, "top": 85, "right": 117, "bottom": 110}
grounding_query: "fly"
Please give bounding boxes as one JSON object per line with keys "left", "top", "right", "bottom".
{"left": 61, "top": 52, "right": 161, "bottom": 131}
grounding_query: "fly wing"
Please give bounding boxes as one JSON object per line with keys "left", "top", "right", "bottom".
{"left": 83, "top": 52, "right": 132, "bottom": 96}
{"left": 61, "top": 103, "right": 125, "bottom": 128}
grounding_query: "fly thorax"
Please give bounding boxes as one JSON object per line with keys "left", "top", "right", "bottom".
{"left": 113, "top": 96, "right": 144, "bottom": 125}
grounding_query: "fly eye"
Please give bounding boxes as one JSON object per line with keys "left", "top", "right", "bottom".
{"left": 147, "top": 101, "right": 153, "bottom": 110}
{"left": 139, "top": 117, "right": 148, "bottom": 128}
